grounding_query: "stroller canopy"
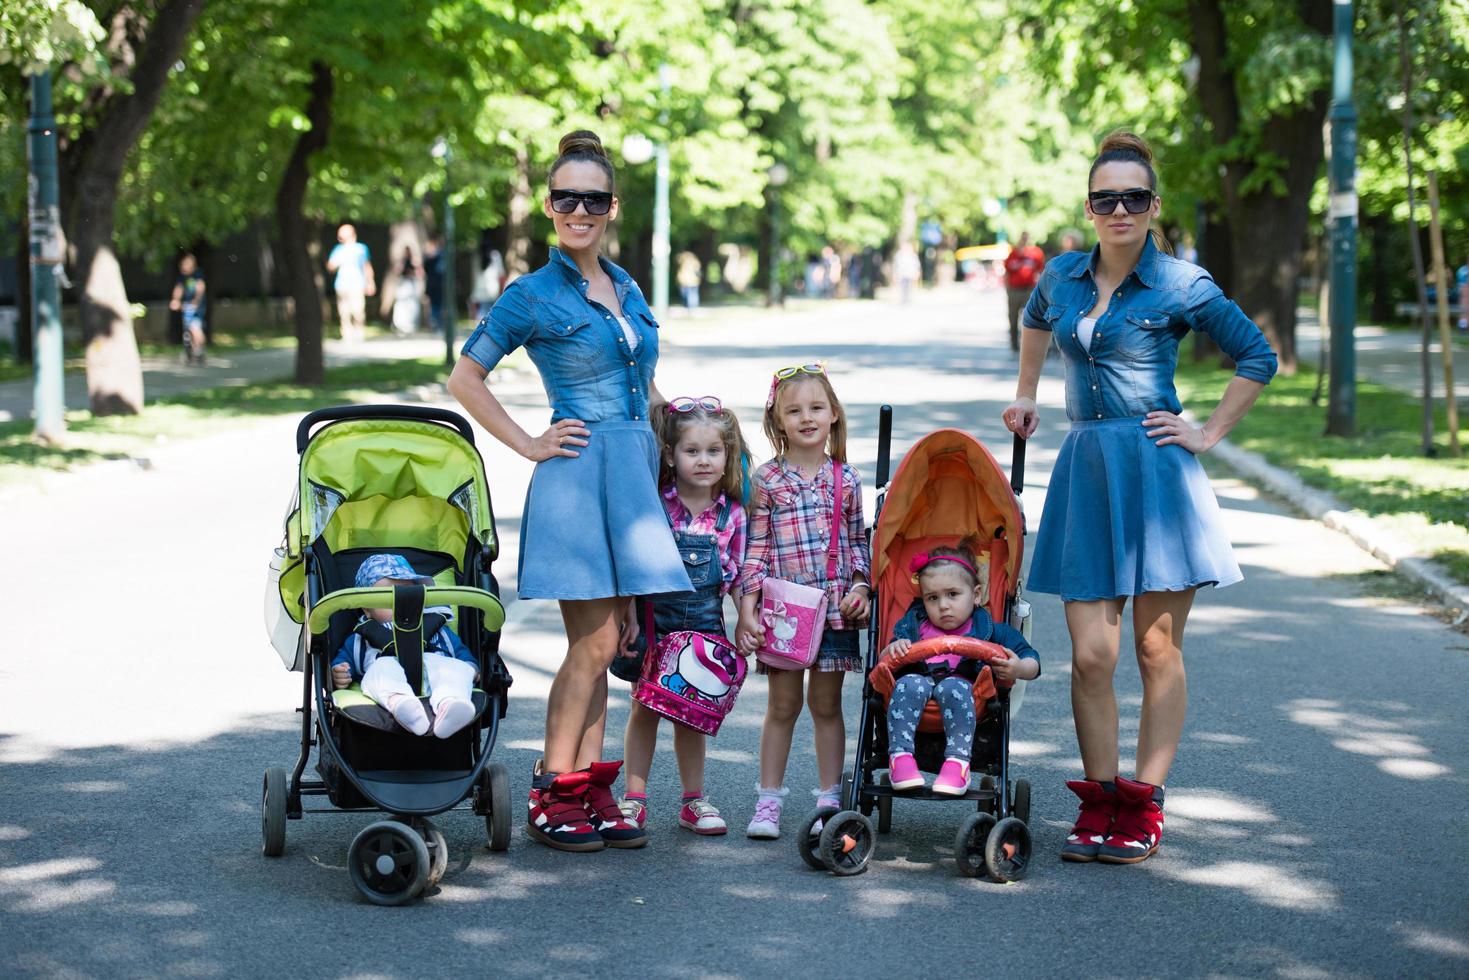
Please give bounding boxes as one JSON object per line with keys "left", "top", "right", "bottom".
{"left": 873, "top": 428, "right": 1023, "bottom": 644}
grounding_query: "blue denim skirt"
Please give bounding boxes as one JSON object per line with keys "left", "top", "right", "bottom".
{"left": 516, "top": 420, "right": 693, "bottom": 601}
{"left": 1027, "top": 416, "right": 1243, "bottom": 602}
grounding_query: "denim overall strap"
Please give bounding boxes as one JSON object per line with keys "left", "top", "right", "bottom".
{"left": 714, "top": 496, "right": 731, "bottom": 533}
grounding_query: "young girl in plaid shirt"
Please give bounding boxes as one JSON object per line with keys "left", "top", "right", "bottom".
{"left": 736, "top": 364, "right": 871, "bottom": 839}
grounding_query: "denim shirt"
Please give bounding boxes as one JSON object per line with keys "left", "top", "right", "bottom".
{"left": 1022, "top": 238, "right": 1277, "bottom": 422}
{"left": 460, "top": 248, "right": 660, "bottom": 422}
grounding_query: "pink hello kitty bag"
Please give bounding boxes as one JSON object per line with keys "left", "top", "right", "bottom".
{"left": 634, "top": 619, "right": 748, "bottom": 735}
{"left": 756, "top": 462, "right": 844, "bottom": 671}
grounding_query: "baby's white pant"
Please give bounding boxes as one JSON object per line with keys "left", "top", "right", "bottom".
{"left": 361, "top": 654, "right": 476, "bottom": 714}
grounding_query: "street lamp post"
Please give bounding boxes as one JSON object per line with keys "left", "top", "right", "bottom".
{"left": 27, "top": 70, "right": 65, "bottom": 443}
{"left": 766, "top": 163, "right": 789, "bottom": 307}
{"left": 432, "top": 138, "right": 456, "bottom": 368}
{"left": 652, "top": 63, "right": 671, "bottom": 321}
{"left": 1325, "top": 0, "right": 1357, "bottom": 437}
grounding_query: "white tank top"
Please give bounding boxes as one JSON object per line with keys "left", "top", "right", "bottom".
{"left": 1076, "top": 316, "right": 1097, "bottom": 352}
{"left": 614, "top": 314, "right": 640, "bottom": 351}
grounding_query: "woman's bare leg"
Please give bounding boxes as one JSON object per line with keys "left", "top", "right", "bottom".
{"left": 1131, "top": 589, "right": 1194, "bottom": 786}
{"left": 544, "top": 598, "right": 621, "bottom": 774}
{"left": 1065, "top": 598, "right": 1126, "bottom": 781}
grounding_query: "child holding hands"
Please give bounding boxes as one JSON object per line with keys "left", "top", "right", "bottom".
{"left": 737, "top": 363, "right": 871, "bottom": 839}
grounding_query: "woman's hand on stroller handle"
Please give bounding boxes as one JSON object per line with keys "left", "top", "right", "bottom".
{"left": 1003, "top": 398, "right": 1039, "bottom": 439}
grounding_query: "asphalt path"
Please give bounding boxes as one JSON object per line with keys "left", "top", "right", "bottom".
{"left": 3, "top": 288, "right": 1467, "bottom": 978}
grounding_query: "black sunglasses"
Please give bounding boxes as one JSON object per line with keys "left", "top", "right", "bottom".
{"left": 1087, "top": 188, "right": 1155, "bottom": 215}
{"left": 549, "top": 189, "right": 614, "bottom": 216}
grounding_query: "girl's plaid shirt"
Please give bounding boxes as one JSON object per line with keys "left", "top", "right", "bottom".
{"left": 738, "top": 457, "right": 870, "bottom": 631}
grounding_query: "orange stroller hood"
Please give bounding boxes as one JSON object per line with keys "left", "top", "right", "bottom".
{"left": 873, "top": 428, "right": 1023, "bottom": 646}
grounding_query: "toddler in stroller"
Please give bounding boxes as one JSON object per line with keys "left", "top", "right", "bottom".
{"left": 878, "top": 542, "right": 1038, "bottom": 796}
{"left": 331, "top": 553, "right": 479, "bottom": 739}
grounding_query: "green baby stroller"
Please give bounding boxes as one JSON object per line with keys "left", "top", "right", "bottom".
{"left": 263, "top": 405, "right": 513, "bottom": 905}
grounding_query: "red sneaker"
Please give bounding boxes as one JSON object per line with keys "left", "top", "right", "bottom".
{"left": 1097, "top": 777, "right": 1164, "bottom": 865}
{"left": 526, "top": 764, "right": 604, "bottom": 852}
{"left": 584, "top": 761, "right": 649, "bottom": 849}
{"left": 1061, "top": 779, "right": 1118, "bottom": 863}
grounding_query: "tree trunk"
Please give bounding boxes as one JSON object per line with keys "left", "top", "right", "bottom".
{"left": 1366, "top": 212, "right": 1392, "bottom": 323}
{"left": 1192, "top": 205, "right": 1229, "bottom": 362}
{"left": 506, "top": 145, "right": 532, "bottom": 279}
{"left": 16, "top": 212, "right": 33, "bottom": 365}
{"left": 62, "top": 0, "right": 204, "bottom": 414}
{"left": 274, "top": 61, "right": 334, "bottom": 385}
{"left": 1187, "top": 0, "right": 1331, "bottom": 375}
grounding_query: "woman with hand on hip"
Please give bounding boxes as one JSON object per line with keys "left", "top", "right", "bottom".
{"left": 448, "top": 130, "right": 691, "bottom": 853}
{"left": 1002, "top": 131, "right": 1277, "bottom": 866}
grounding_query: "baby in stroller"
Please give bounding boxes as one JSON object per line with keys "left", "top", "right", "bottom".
{"left": 331, "top": 553, "right": 480, "bottom": 739}
{"left": 880, "top": 540, "right": 1039, "bottom": 795}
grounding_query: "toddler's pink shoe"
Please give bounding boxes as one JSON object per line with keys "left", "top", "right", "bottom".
{"left": 932, "top": 758, "right": 971, "bottom": 796}
{"left": 888, "top": 753, "right": 924, "bottom": 791}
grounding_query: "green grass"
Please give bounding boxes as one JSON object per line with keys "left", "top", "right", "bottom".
{"left": 1176, "top": 358, "right": 1469, "bottom": 584}
{"left": 0, "top": 332, "right": 299, "bottom": 384}
{"left": 0, "top": 356, "right": 450, "bottom": 484}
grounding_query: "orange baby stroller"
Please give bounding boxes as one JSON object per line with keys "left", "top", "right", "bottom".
{"left": 797, "top": 406, "right": 1034, "bottom": 879}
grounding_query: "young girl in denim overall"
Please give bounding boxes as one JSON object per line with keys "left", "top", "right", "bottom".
{"left": 736, "top": 364, "right": 872, "bottom": 840}
{"left": 615, "top": 396, "right": 750, "bottom": 836}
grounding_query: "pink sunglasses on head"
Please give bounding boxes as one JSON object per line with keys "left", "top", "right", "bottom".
{"left": 667, "top": 395, "right": 723, "bottom": 414}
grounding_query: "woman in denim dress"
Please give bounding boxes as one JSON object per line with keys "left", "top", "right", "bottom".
{"left": 1002, "top": 131, "right": 1278, "bottom": 866}
{"left": 448, "top": 130, "right": 691, "bottom": 852}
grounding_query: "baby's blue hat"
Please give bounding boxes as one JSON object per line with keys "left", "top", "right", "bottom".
{"left": 355, "top": 553, "right": 434, "bottom": 589}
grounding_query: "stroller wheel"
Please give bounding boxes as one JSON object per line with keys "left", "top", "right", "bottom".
{"left": 984, "top": 816, "right": 1032, "bottom": 883}
{"left": 483, "top": 763, "right": 511, "bottom": 852}
{"left": 818, "top": 811, "right": 874, "bottom": 877}
{"left": 261, "top": 767, "right": 287, "bottom": 857}
{"left": 955, "top": 812, "right": 996, "bottom": 878}
{"left": 421, "top": 820, "right": 448, "bottom": 888}
{"left": 1012, "top": 779, "right": 1032, "bottom": 825}
{"left": 797, "top": 807, "right": 838, "bottom": 870}
{"left": 348, "top": 820, "right": 430, "bottom": 906}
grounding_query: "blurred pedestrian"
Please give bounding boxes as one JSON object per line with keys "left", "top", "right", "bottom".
{"left": 894, "top": 241, "right": 921, "bottom": 304}
{"left": 469, "top": 248, "right": 505, "bottom": 322}
{"left": 423, "top": 237, "right": 445, "bottom": 333}
{"left": 822, "top": 245, "right": 842, "bottom": 298}
{"left": 169, "top": 252, "right": 207, "bottom": 365}
{"left": 1003, "top": 232, "right": 1046, "bottom": 353}
{"left": 1457, "top": 256, "right": 1467, "bottom": 331}
{"left": 327, "top": 223, "right": 375, "bottom": 343}
{"left": 677, "top": 251, "right": 702, "bottom": 310}
{"left": 391, "top": 246, "right": 424, "bottom": 334}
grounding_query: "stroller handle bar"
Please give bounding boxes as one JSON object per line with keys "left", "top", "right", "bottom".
{"left": 296, "top": 404, "right": 476, "bottom": 453}
{"left": 307, "top": 586, "right": 506, "bottom": 634}
{"left": 1011, "top": 433, "right": 1026, "bottom": 496}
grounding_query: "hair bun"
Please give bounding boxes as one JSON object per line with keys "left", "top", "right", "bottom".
{"left": 558, "top": 129, "right": 608, "bottom": 160}
{"left": 1098, "top": 130, "right": 1154, "bottom": 166}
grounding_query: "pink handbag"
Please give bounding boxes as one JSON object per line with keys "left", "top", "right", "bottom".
{"left": 756, "top": 461, "right": 845, "bottom": 671}
{"left": 634, "top": 626, "right": 747, "bottom": 736}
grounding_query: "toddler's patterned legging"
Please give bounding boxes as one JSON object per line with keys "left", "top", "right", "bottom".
{"left": 887, "top": 674, "right": 977, "bottom": 760}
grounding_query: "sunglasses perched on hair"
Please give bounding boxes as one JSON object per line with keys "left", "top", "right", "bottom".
{"left": 767, "top": 362, "right": 827, "bottom": 406}
{"left": 549, "top": 189, "right": 614, "bottom": 215}
{"left": 1087, "top": 188, "right": 1155, "bottom": 215}
{"left": 773, "top": 363, "right": 826, "bottom": 381}
{"left": 667, "top": 395, "right": 723, "bottom": 414}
